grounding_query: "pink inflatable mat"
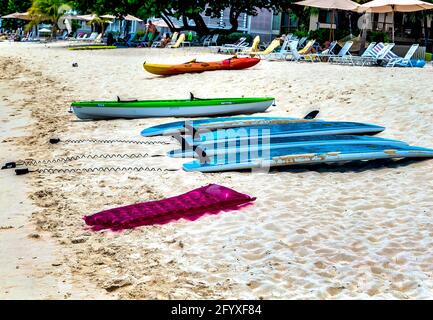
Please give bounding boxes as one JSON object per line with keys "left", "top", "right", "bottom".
{"left": 84, "top": 184, "right": 256, "bottom": 231}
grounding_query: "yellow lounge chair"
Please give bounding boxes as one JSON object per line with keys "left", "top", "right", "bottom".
{"left": 298, "top": 40, "right": 315, "bottom": 55}
{"left": 170, "top": 33, "right": 185, "bottom": 48}
{"left": 250, "top": 39, "right": 281, "bottom": 57}
{"left": 239, "top": 36, "right": 260, "bottom": 54}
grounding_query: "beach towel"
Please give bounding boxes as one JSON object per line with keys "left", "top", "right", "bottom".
{"left": 84, "top": 184, "right": 256, "bottom": 231}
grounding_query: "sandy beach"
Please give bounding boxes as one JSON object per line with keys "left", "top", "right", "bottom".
{"left": 1, "top": 41, "right": 433, "bottom": 299}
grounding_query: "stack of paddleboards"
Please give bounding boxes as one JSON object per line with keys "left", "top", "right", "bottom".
{"left": 141, "top": 114, "right": 433, "bottom": 172}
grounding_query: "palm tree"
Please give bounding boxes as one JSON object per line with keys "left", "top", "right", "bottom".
{"left": 28, "top": 0, "right": 71, "bottom": 37}
{"left": 86, "top": 15, "right": 112, "bottom": 35}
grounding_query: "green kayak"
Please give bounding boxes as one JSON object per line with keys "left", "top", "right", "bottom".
{"left": 71, "top": 96, "right": 275, "bottom": 120}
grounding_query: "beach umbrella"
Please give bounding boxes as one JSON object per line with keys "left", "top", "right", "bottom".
{"left": 358, "top": 0, "right": 433, "bottom": 41}
{"left": 75, "top": 14, "right": 98, "bottom": 21}
{"left": 148, "top": 19, "right": 180, "bottom": 29}
{"left": 100, "top": 14, "right": 116, "bottom": 20}
{"left": 295, "top": 0, "right": 360, "bottom": 41}
{"left": 38, "top": 28, "right": 51, "bottom": 35}
{"left": 123, "top": 14, "right": 143, "bottom": 22}
{"left": 1, "top": 12, "right": 33, "bottom": 21}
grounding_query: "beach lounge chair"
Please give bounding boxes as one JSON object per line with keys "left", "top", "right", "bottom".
{"left": 199, "top": 35, "right": 211, "bottom": 46}
{"left": 169, "top": 33, "right": 185, "bottom": 48}
{"left": 304, "top": 41, "right": 338, "bottom": 62}
{"left": 297, "top": 37, "right": 308, "bottom": 48}
{"left": 298, "top": 40, "right": 315, "bottom": 55}
{"left": 328, "top": 41, "right": 354, "bottom": 65}
{"left": 183, "top": 33, "right": 192, "bottom": 47}
{"left": 285, "top": 41, "right": 305, "bottom": 61}
{"left": 152, "top": 32, "right": 178, "bottom": 48}
{"left": 141, "top": 33, "right": 161, "bottom": 47}
{"left": 57, "top": 30, "right": 68, "bottom": 40}
{"left": 82, "top": 32, "right": 99, "bottom": 42}
{"left": 285, "top": 39, "right": 316, "bottom": 61}
{"left": 250, "top": 38, "right": 282, "bottom": 59}
{"left": 114, "top": 33, "right": 136, "bottom": 47}
{"left": 215, "top": 37, "right": 248, "bottom": 54}
{"left": 69, "top": 33, "right": 87, "bottom": 41}
{"left": 204, "top": 34, "right": 219, "bottom": 46}
{"left": 336, "top": 42, "right": 377, "bottom": 65}
{"left": 261, "top": 37, "right": 294, "bottom": 60}
{"left": 238, "top": 36, "right": 260, "bottom": 55}
{"left": 385, "top": 44, "right": 419, "bottom": 67}
{"left": 357, "top": 42, "right": 395, "bottom": 66}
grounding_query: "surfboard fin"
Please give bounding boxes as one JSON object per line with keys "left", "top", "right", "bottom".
{"left": 304, "top": 110, "right": 319, "bottom": 120}
{"left": 183, "top": 121, "right": 201, "bottom": 139}
{"left": 170, "top": 135, "right": 191, "bottom": 151}
{"left": 193, "top": 145, "right": 210, "bottom": 164}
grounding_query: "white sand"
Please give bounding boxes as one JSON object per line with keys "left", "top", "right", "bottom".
{"left": 0, "top": 41, "right": 432, "bottom": 299}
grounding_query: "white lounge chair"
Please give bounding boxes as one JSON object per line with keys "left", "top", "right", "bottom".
{"left": 204, "top": 34, "right": 218, "bottom": 46}
{"left": 238, "top": 36, "right": 260, "bottom": 55}
{"left": 214, "top": 37, "right": 248, "bottom": 54}
{"left": 328, "top": 41, "right": 354, "bottom": 65}
{"left": 358, "top": 42, "right": 396, "bottom": 66}
{"left": 310, "top": 41, "right": 338, "bottom": 61}
{"left": 82, "top": 32, "right": 98, "bottom": 41}
{"left": 385, "top": 44, "right": 419, "bottom": 67}
{"left": 297, "top": 36, "right": 308, "bottom": 48}
{"left": 338, "top": 42, "right": 377, "bottom": 66}
{"left": 285, "top": 40, "right": 316, "bottom": 61}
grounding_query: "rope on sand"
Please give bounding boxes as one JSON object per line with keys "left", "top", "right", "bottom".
{"left": 6, "top": 153, "right": 164, "bottom": 167}
{"left": 14, "top": 166, "right": 178, "bottom": 175}
{"left": 49, "top": 138, "right": 171, "bottom": 145}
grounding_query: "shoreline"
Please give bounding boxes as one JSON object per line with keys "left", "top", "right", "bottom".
{"left": 0, "top": 63, "right": 112, "bottom": 299}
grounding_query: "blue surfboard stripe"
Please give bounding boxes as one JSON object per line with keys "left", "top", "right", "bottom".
{"left": 140, "top": 116, "right": 294, "bottom": 137}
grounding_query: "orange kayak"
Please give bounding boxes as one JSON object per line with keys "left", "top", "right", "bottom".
{"left": 143, "top": 57, "right": 260, "bottom": 76}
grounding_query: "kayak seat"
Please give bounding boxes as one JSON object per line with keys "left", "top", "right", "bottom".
{"left": 190, "top": 92, "right": 204, "bottom": 101}
{"left": 117, "top": 96, "right": 138, "bottom": 102}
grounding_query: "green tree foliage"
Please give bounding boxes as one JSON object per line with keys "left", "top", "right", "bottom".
{"left": 71, "top": 0, "right": 146, "bottom": 16}
{"left": 28, "top": 0, "right": 71, "bottom": 36}
{"left": 1, "top": 0, "right": 32, "bottom": 14}
{"left": 70, "top": 0, "right": 298, "bottom": 35}
{"left": 0, "top": 0, "right": 32, "bottom": 29}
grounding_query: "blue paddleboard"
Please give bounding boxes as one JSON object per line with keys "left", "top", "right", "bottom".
{"left": 169, "top": 135, "right": 407, "bottom": 158}
{"left": 183, "top": 121, "right": 385, "bottom": 146}
{"left": 183, "top": 142, "right": 433, "bottom": 172}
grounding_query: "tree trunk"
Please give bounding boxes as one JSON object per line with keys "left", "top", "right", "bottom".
{"left": 359, "top": 13, "right": 369, "bottom": 55}
{"left": 160, "top": 11, "right": 176, "bottom": 31}
{"left": 423, "top": 11, "right": 428, "bottom": 49}
{"left": 228, "top": 8, "right": 240, "bottom": 33}
{"left": 51, "top": 19, "right": 58, "bottom": 39}
{"left": 189, "top": 13, "right": 210, "bottom": 35}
